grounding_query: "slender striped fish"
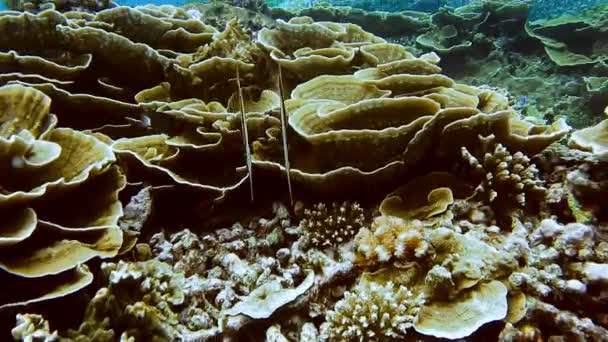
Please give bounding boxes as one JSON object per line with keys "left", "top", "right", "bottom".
{"left": 277, "top": 64, "right": 294, "bottom": 206}
{"left": 236, "top": 65, "right": 254, "bottom": 202}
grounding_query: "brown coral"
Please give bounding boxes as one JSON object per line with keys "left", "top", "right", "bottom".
{"left": 0, "top": 84, "right": 124, "bottom": 310}
{"left": 460, "top": 135, "right": 547, "bottom": 214}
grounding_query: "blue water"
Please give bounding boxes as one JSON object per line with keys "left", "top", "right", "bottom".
{"left": 1, "top": 0, "right": 606, "bottom": 20}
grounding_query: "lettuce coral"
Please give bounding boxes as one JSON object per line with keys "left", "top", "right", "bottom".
{"left": 0, "top": 4, "right": 606, "bottom": 341}
{"left": 0, "top": 84, "right": 124, "bottom": 311}
{"left": 525, "top": 7, "right": 608, "bottom": 67}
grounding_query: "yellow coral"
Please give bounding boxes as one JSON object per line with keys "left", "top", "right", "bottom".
{"left": 0, "top": 85, "right": 124, "bottom": 310}
{"left": 355, "top": 216, "right": 431, "bottom": 265}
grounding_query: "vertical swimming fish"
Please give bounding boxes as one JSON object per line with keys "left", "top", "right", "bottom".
{"left": 277, "top": 64, "right": 294, "bottom": 206}
{"left": 236, "top": 65, "right": 254, "bottom": 202}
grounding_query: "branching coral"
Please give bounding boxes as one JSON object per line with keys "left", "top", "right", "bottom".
{"left": 355, "top": 216, "right": 431, "bottom": 265}
{"left": 460, "top": 135, "right": 547, "bottom": 215}
{"left": 299, "top": 201, "right": 368, "bottom": 248}
{"left": 501, "top": 298, "right": 608, "bottom": 341}
{"left": 31, "top": 259, "right": 187, "bottom": 341}
{"left": 11, "top": 314, "right": 58, "bottom": 341}
{"left": 322, "top": 279, "right": 424, "bottom": 341}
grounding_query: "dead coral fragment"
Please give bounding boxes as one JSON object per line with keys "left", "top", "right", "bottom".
{"left": 520, "top": 298, "right": 608, "bottom": 340}
{"left": 300, "top": 202, "right": 368, "bottom": 248}
{"left": 530, "top": 219, "right": 595, "bottom": 260}
{"left": 323, "top": 280, "right": 424, "bottom": 341}
{"left": 61, "top": 259, "right": 186, "bottom": 341}
{"left": 224, "top": 270, "right": 314, "bottom": 320}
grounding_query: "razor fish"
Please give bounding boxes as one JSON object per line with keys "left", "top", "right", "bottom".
{"left": 277, "top": 63, "right": 294, "bottom": 206}
{"left": 236, "top": 65, "right": 254, "bottom": 202}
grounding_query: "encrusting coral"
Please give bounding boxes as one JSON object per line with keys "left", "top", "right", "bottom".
{"left": 0, "top": 3, "right": 606, "bottom": 342}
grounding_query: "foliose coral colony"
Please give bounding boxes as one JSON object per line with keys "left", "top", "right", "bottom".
{"left": 0, "top": 0, "right": 607, "bottom": 341}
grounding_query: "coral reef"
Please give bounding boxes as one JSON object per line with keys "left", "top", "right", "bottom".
{"left": 12, "top": 0, "right": 116, "bottom": 12}
{"left": 0, "top": 2, "right": 607, "bottom": 342}
{"left": 270, "top": 4, "right": 432, "bottom": 37}
{"left": 366, "top": 0, "right": 605, "bottom": 128}
{"left": 525, "top": 5, "right": 608, "bottom": 67}
{"left": 184, "top": 1, "right": 276, "bottom": 32}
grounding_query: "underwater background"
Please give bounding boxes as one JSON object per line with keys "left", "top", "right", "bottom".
{"left": 1, "top": 0, "right": 608, "bottom": 341}
{"left": 3, "top": 0, "right": 608, "bottom": 18}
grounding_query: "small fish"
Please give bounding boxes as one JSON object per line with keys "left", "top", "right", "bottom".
{"left": 277, "top": 63, "right": 294, "bottom": 206}
{"left": 516, "top": 95, "right": 529, "bottom": 108}
{"left": 236, "top": 65, "right": 254, "bottom": 202}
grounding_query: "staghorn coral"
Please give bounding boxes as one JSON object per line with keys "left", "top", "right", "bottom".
{"left": 299, "top": 201, "right": 368, "bottom": 248}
